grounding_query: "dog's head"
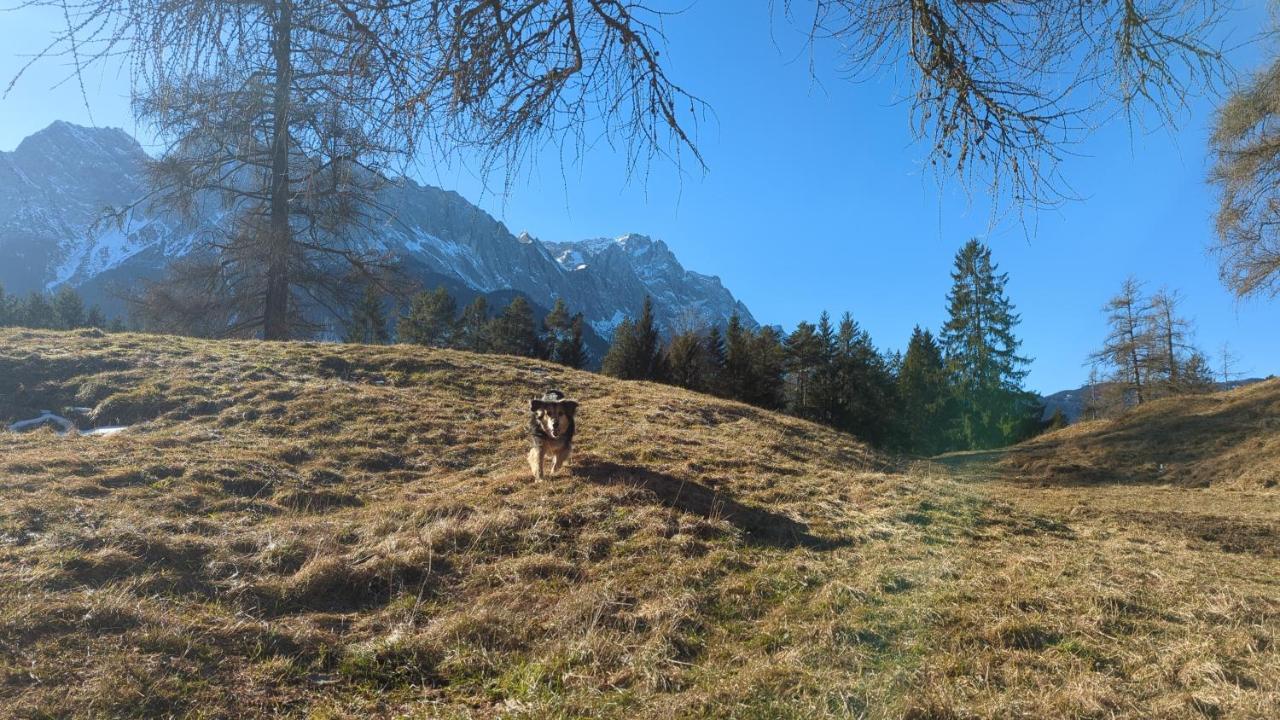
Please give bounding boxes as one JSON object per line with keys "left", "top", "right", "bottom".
{"left": 531, "top": 396, "right": 578, "bottom": 439}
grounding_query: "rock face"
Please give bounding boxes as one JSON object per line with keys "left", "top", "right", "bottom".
{"left": 0, "top": 121, "right": 757, "bottom": 339}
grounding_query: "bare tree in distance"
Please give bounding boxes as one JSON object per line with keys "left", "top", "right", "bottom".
{"left": 1210, "top": 52, "right": 1280, "bottom": 300}
{"left": 1147, "top": 287, "right": 1196, "bottom": 390}
{"left": 6, "top": 0, "right": 707, "bottom": 339}
{"left": 1091, "top": 277, "right": 1153, "bottom": 406}
{"left": 784, "top": 0, "right": 1236, "bottom": 211}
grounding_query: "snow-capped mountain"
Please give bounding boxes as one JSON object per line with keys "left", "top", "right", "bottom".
{"left": 0, "top": 121, "right": 757, "bottom": 338}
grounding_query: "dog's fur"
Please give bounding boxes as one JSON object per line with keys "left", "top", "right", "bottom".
{"left": 528, "top": 390, "right": 577, "bottom": 481}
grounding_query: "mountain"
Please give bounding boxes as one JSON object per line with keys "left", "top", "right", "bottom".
{"left": 0, "top": 121, "right": 757, "bottom": 343}
{"left": 1039, "top": 377, "right": 1269, "bottom": 422}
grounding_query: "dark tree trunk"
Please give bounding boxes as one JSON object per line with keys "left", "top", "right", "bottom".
{"left": 263, "top": 0, "right": 293, "bottom": 340}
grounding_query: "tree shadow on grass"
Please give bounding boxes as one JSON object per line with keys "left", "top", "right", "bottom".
{"left": 574, "top": 458, "right": 848, "bottom": 551}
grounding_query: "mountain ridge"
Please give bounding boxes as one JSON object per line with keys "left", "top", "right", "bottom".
{"left": 0, "top": 122, "right": 758, "bottom": 340}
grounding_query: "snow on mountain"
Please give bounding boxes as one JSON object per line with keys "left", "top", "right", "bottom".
{"left": 0, "top": 122, "right": 757, "bottom": 338}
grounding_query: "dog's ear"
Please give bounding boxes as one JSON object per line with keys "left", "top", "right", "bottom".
{"left": 560, "top": 400, "right": 578, "bottom": 415}
{"left": 530, "top": 399, "right": 545, "bottom": 412}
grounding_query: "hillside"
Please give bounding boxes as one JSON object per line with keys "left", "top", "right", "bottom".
{"left": 1005, "top": 378, "right": 1280, "bottom": 490}
{"left": 1, "top": 329, "right": 1277, "bottom": 718}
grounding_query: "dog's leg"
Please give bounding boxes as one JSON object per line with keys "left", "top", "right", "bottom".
{"left": 551, "top": 445, "right": 571, "bottom": 475}
{"left": 527, "top": 446, "right": 544, "bottom": 481}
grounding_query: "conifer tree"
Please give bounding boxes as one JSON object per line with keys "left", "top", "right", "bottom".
{"left": 703, "top": 326, "right": 728, "bottom": 396}
{"left": 722, "top": 315, "right": 753, "bottom": 401}
{"left": 1045, "top": 407, "right": 1069, "bottom": 431}
{"left": 344, "top": 285, "right": 390, "bottom": 345}
{"left": 940, "top": 239, "right": 1037, "bottom": 449}
{"left": 52, "top": 287, "right": 86, "bottom": 330}
{"left": 783, "top": 321, "right": 826, "bottom": 420}
{"left": 22, "top": 292, "right": 56, "bottom": 329}
{"left": 602, "top": 318, "right": 639, "bottom": 379}
{"left": 488, "top": 296, "right": 544, "bottom": 358}
{"left": 400, "top": 287, "right": 457, "bottom": 347}
{"left": 601, "top": 297, "right": 665, "bottom": 381}
{"left": 831, "top": 312, "right": 896, "bottom": 446}
{"left": 455, "top": 296, "right": 492, "bottom": 353}
{"left": 667, "top": 330, "right": 709, "bottom": 392}
{"left": 896, "top": 326, "right": 952, "bottom": 455}
{"left": 85, "top": 306, "right": 107, "bottom": 329}
{"left": 748, "top": 326, "right": 787, "bottom": 410}
{"left": 559, "top": 314, "right": 589, "bottom": 369}
{"left": 542, "top": 298, "right": 587, "bottom": 367}
{"left": 0, "top": 283, "right": 12, "bottom": 327}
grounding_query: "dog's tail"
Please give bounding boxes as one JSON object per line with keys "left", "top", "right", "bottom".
{"left": 541, "top": 390, "right": 566, "bottom": 402}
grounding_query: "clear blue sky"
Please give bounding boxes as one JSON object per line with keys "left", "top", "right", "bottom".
{"left": 1, "top": 1, "right": 1275, "bottom": 394}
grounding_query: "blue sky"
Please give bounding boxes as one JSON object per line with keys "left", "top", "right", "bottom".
{"left": 1, "top": 1, "right": 1275, "bottom": 393}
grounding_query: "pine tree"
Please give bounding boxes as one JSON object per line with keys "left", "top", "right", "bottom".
{"left": 52, "top": 287, "right": 86, "bottom": 329}
{"left": 748, "top": 326, "right": 787, "bottom": 410}
{"left": 399, "top": 287, "right": 457, "bottom": 347}
{"left": 22, "top": 292, "right": 56, "bottom": 329}
{"left": 344, "top": 285, "right": 390, "bottom": 344}
{"left": 0, "top": 283, "right": 12, "bottom": 327}
{"left": 722, "top": 315, "right": 753, "bottom": 401}
{"left": 488, "top": 296, "right": 543, "bottom": 358}
{"left": 703, "top": 326, "right": 728, "bottom": 396}
{"left": 1045, "top": 407, "right": 1069, "bottom": 431}
{"left": 940, "top": 239, "right": 1036, "bottom": 449}
{"left": 667, "top": 330, "right": 709, "bottom": 391}
{"left": 831, "top": 312, "right": 896, "bottom": 446}
{"left": 559, "top": 314, "right": 589, "bottom": 369}
{"left": 543, "top": 298, "right": 587, "bottom": 367}
{"left": 601, "top": 297, "right": 665, "bottom": 381}
{"left": 455, "top": 296, "right": 492, "bottom": 353}
{"left": 85, "top": 306, "right": 107, "bottom": 329}
{"left": 783, "top": 321, "right": 825, "bottom": 420}
{"left": 895, "top": 326, "right": 952, "bottom": 455}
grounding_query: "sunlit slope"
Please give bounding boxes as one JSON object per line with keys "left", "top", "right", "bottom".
{"left": 1000, "top": 379, "right": 1280, "bottom": 490}
{"left": 1, "top": 329, "right": 1276, "bottom": 719}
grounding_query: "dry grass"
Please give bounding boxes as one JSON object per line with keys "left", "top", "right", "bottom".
{"left": 999, "top": 379, "right": 1280, "bottom": 491}
{"left": 1, "top": 329, "right": 1277, "bottom": 718}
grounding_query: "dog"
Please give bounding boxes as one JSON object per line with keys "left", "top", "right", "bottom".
{"left": 528, "top": 390, "right": 578, "bottom": 481}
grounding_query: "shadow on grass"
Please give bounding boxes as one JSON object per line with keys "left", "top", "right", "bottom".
{"left": 574, "top": 458, "right": 848, "bottom": 551}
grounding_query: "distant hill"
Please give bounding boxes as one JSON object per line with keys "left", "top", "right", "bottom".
{"left": 1039, "top": 377, "right": 1268, "bottom": 422}
{"left": 1012, "top": 378, "right": 1280, "bottom": 490}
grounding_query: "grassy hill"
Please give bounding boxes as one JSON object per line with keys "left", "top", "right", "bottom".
{"left": 1002, "top": 379, "right": 1280, "bottom": 491}
{"left": 1, "top": 329, "right": 1277, "bottom": 718}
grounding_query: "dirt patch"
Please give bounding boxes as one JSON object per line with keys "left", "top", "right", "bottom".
{"left": 1114, "top": 511, "right": 1280, "bottom": 558}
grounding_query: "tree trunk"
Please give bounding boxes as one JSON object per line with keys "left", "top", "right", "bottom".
{"left": 263, "top": 0, "right": 293, "bottom": 340}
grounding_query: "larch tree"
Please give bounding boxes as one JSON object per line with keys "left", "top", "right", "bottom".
{"left": 788, "top": 0, "right": 1234, "bottom": 209}
{"left": 1210, "top": 52, "right": 1280, "bottom": 300}
{"left": 14, "top": 0, "right": 708, "bottom": 339}
{"left": 1147, "top": 287, "right": 1199, "bottom": 393}
{"left": 1091, "top": 277, "right": 1154, "bottom": 406}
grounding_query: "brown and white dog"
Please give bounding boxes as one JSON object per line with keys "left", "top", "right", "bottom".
{"left": 528, "top": 390, "right": 577, "bottom": 481}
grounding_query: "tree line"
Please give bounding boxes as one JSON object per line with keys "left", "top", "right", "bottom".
{"left": 343, "top": 286, "right": 590, "bottom": 370}
{"left": 0, "top": 284, "right": 123, "bottom": 332}
{"left": 600, "top": 239, "right": 1044, "bottom": 455}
